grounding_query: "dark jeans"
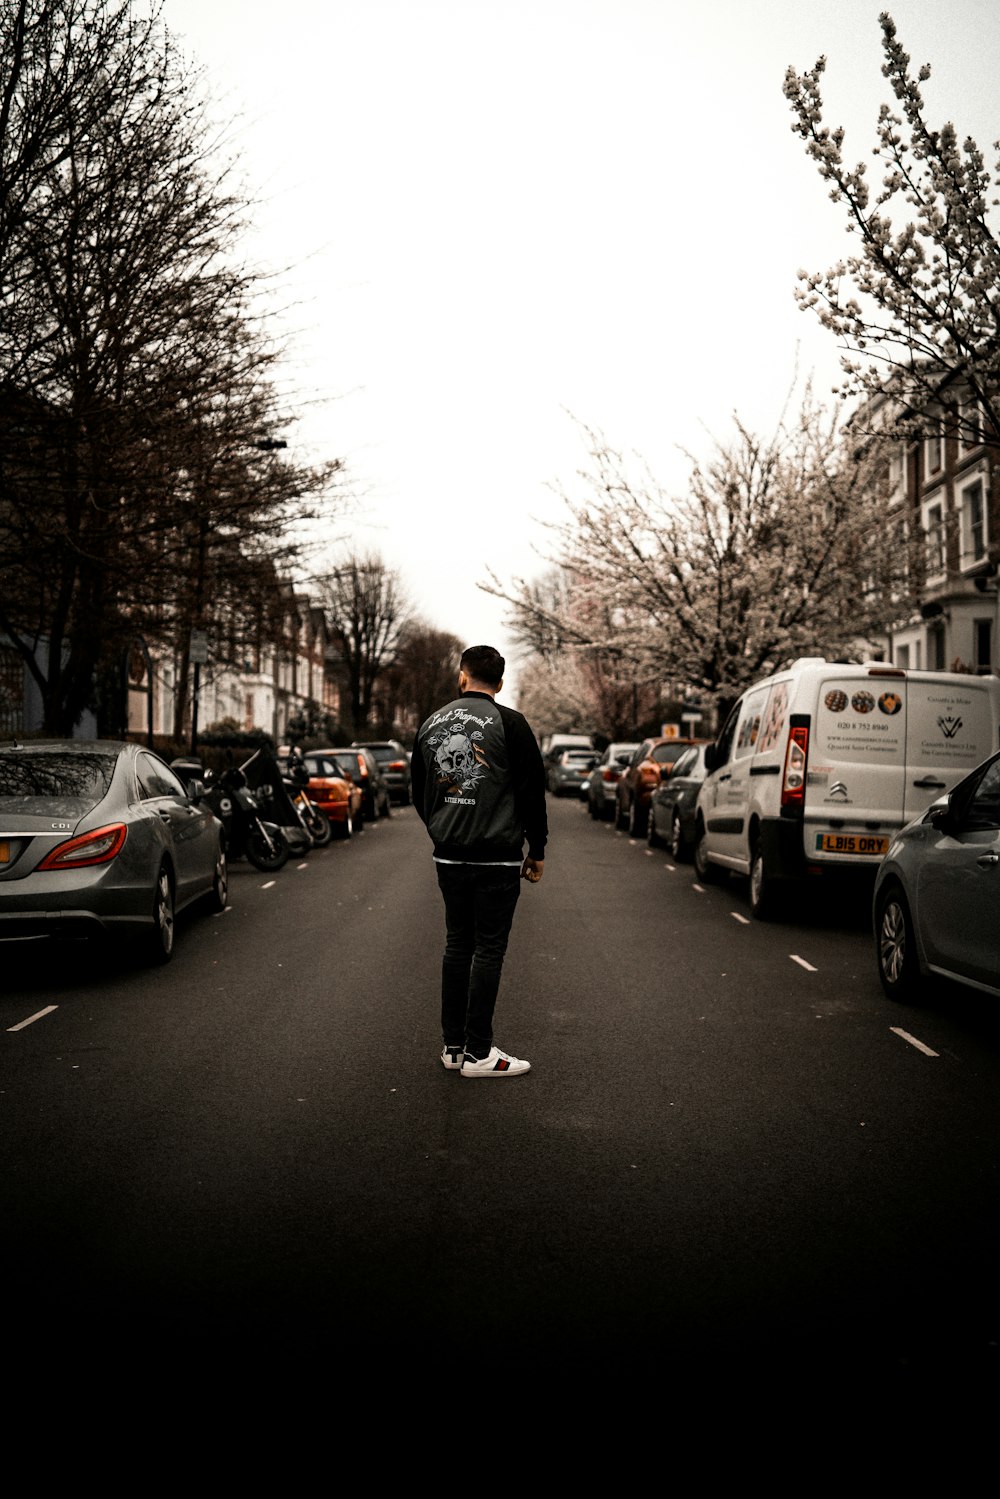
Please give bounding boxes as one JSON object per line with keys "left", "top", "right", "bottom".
{"left": 436, "top": 863, "right": 521, "bottom": 1058}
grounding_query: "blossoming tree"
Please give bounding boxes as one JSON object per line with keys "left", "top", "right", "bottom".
{"left": 784, "top": 10, "right": 1000, "bottom": 442}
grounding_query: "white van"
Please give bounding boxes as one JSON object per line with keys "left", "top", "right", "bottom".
{"left": 693, "top": 659, "right": 1000, "bottom": 918}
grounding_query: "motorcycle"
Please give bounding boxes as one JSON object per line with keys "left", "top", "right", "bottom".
{"left": 171, "top": 756, "right": 289, "bottom": 872}
{"left": 241, "top": 749, "right": 314, "bottom": 858}
{"left": 283, "top": 746, "right": 333, "bottom": 847}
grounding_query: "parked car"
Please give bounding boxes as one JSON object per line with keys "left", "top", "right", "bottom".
{"left": 873, "top": 748, "right": 1000, "bottom": 1002}
{"left": 585, "top": 742, "right": 639, "bottom": 820}
{"left": 325, "top": 747, "right": 392, "bottom": 822}
{"left": 301, "top": 751, "right": 363, "bottom": 837}
{"left": 0, "top": 740, "right": 227, "bottom": 963}
{"left": 547, "top": 748, "right": 598, "bottom": 797}
{"left": 646, "top": 743, "right": 710, "bottom": 859}
{"left": 352, "top": 740, "right": 412, "bottom": 805}
{"left": 694, "top": 657, "right": 1000, "bottom": 919}
{"left": 616, "top": 737, "right": 704, "bottom": 837}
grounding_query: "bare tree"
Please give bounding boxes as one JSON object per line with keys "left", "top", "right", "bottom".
{"left": 380, "top": 619, "right": 465, "bottom": 734}
{"left": 318, "top": 555, "right": 410, "bottom": 736}
{"left": 784, "top": 10, "right": 1000, "bottom": 440}
{"left": 0, "top": 0, "right": 341, "bottom": 733}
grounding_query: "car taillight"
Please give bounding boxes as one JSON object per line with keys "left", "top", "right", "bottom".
{"left": 388, "top": 760, "right": 406, "bottom": 771}
{"left": 38, "top": 823, "right": 128, "bottom": 870}
{"left": 781, "top": 721, "right": 810, "bottom": 811}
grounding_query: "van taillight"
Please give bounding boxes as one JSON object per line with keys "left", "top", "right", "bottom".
{"left": 781, "top": 723, "right": 810, "bottom": 811}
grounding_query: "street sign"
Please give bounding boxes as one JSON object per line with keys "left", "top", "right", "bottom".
{"left": 190, "top": 630, "right": 208, "bottom": 665}
{"left": 661, "top": 723, "right": 679, "bottom": 738}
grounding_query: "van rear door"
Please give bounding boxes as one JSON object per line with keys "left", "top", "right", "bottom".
{"left": 806, "top": 671, "right": 907, "bottom": 863}
{"left": 903, "top": 676, "right": 1000, "bottom": 823}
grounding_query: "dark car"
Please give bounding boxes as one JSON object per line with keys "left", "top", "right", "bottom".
{"left": 324, "top": 747, "right": 392, "bottom": 822}
{"left": 873, "top": 748, "right": 1000, "bottom": 1002}
{"left": 547, "top": 748, "right": 598, "bottom": 797}
{"left": 352, "top": 740, "right": 412, "bottom": 805}
{"left": 615, "top": 737, "right": 705, "bottom": 837}
{"left": 0, "top": 740, "right": 226, "bottom": 963}
{"left": 301, "top": 751, "right": 363, "bottom": 836}
{"left": 585, "top": 742, "right": 640, "bottom": 820}
{"left": 646, "top": 744, "right": 710, "bottom": 860}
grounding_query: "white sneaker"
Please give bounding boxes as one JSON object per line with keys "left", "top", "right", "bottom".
{"left": 460, "top": 1045, "right": 530, "bottom": 1078}
{"left": 441, "top": 1046, "right": 465, "bottom": 1070}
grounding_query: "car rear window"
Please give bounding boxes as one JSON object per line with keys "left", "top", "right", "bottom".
{"left": 0, "top": 750, "right": 117, "bottom": 817}
{"left": 652, "top": 743, "right": 689, "bottom": 765}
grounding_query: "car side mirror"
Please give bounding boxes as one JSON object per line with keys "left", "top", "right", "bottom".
{"left": 927, "top": 799, "right": 955, "bottom": 832}
{"left": 187, "top": 780, "right": 206, "bottom": 801}
{"left": 703, "top": 743, "right": 719, "bottom": 774}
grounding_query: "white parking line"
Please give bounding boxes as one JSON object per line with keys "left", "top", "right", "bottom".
{"left": 891, "top": 1027, "right": 939, "bottom": 1058}
{"left": 790, "top": 954, "right": 817, "bottom": 972}
{"left": 692, "top": 883, "right": 705, "bottom": 894}
{"left": 297, "top": 862, "right": 308, "bottom": 870}
{"left": 731, "top": 912, "right": 750, "bottom": 925}
{"left": 261, "top": 880, "right": 276, "bottom": 889}
{"left": 7, "top": 1005, "right": 58, "bottom": 1032}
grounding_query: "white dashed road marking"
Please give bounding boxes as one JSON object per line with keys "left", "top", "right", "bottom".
{"left": 7, "top": 1005, "right": 58, "bottom": 1032}
{"left": 891, "top": 1027, "right": 939, "bottom": 1057}
{"left": 692, "top": 883, "right": 705, "bottom": 894}
{"left": 790, "top": 954, "right": 817, "bottom": 972}
{"left": 731, "top": 912, "right": 750, "bottom": 926}
{"left": 261, "top": 880, "right": 276, "bottom": 889}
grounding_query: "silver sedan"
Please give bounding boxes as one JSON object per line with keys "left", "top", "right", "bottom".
{"left": 0, "top": 740, "right": 227, "bottom": 963}
{"left": 874, "top": 749, "right": 1000, "bottom": 1001}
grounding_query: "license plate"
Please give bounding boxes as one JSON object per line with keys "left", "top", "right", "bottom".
{"left": 816, "top": 832, "right": 889, "bottom": 857}
{"left": 0, "top": 841, "right": 8, "bottom": 863}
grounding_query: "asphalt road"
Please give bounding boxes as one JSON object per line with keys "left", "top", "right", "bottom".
{"left": 3, "top": 793, "right": 999, "bottom": 1403}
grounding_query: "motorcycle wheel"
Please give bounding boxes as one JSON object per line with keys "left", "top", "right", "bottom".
{"left": 306, "top": 806, "right": 333, "bottom": 846}
{"left": 247, "top": 823, "right": 289, "bottom": 872}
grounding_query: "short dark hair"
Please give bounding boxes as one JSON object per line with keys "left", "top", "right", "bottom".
{"left": 460, "top": 644, "right": 505, "bottom": 687}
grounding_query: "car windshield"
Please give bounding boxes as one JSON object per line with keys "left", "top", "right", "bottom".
{"left": 0, "top": 749, "right": 117, "bottom": 817}
{"left": 653, "top": 743, "right": 690, "bottom": 765}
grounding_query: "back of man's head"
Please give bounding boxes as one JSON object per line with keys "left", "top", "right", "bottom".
{"left": 460, "top": 644, "right": 505, "bottom": 688}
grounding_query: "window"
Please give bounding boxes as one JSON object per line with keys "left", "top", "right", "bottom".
{"left": 960, "top": 477, "right": 987, "bottom": 567}
{"left": 975, "top": 619, "right": 993, "bottom": 672}
{"left": 922, "top": 495, "right": 946, "bottom": 580}
{"left": 925, "top": 419, "right": 944, "bottom": 476}
{"left": 929, "top": 622, "right": 946, "bottom": 671}
{"left": 960, "top": 393, "right": 983, "bottom": 453}
{"left": 887, "top": 445, "right": 905, "bottom": 505}
{"left": 896, "top": 644, "right": 910, "bottom": 669}
{"left": 965, "top": 758, "right": 1000, "bottom": 829}
{"left": 137, "top": 754, "right": 185, "bottom": 800}
{"left": 670, "top": 748, "right": 696, "bottom": 778}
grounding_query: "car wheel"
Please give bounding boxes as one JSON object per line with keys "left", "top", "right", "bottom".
{"left": 615, "top": 795, "right": 628, "bottom": 830}
{"left": 693, "top": 823, "right": 718, "bottom": 883}
{"left": 646, "top": 807, "right": 662, "bottom": 848}
{"left": 876, "top": 883, "right": 921, "bottom": 1001}
{"left": 335, "top": 810, "right": 353, "bottom": 840}
{"left": 669, "top": 810, "right": 688, "bottom": 863}
{"left": 206, "top": 841, "right": 228, "bottom": 913}
{"left": 748, "top": 837, "right": 780, "bottom": 920}
{"left": 144, "top": 863, "right": 175, "bottom": 964}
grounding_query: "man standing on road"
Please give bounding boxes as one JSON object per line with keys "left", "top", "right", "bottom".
{"left": 410, "top": 644, "right": 547, "bottom": 1078}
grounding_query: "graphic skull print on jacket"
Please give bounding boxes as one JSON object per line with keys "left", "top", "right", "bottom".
{"left": 411, "top": 692, "right": 548, "bottom": 867}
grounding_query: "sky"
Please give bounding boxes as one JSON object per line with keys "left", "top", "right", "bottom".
{"left": 163, "top": 0, "right": 1000, "bottom": 694}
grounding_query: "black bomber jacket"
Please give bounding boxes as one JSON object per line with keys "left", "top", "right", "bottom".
{"left": 411, "top": 691, "right": 548, "bottom": 864}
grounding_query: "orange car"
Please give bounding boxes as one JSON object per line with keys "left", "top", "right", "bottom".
{"left": 302, "top": 751, "right": 364, "bottom": 838}
{"left": 615, "top": 737, "right": 706, "bottom": 837}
